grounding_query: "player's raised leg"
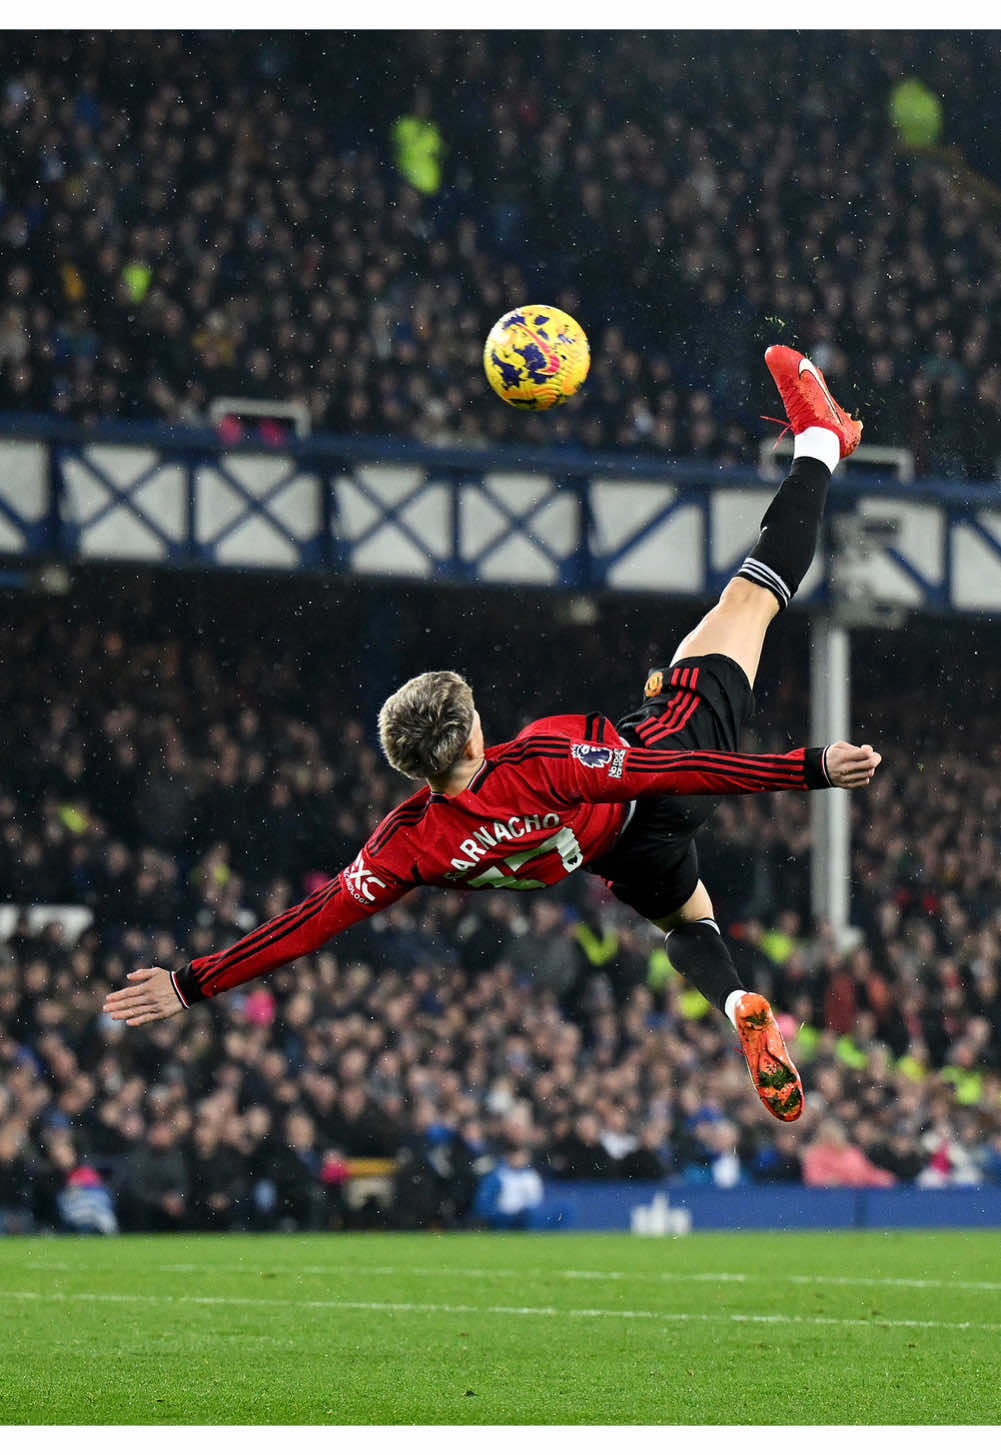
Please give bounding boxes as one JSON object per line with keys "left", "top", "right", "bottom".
{"left": 669, "top": 344, "right": 862, "bottom": 688}
{"left": 648, "top": 346, "right": 862, "bottom": 1120}
{"left": 649, "top": 879, "right": 806, "bottom": 1120}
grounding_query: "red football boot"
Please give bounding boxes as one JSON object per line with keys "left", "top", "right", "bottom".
{"left": 765, "top": 344, "right": 863, "bottom": 459}
{"left": 734, "top": 992, "right": 805, "bottom": 1122}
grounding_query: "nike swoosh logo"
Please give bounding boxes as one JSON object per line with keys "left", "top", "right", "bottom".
{"left": 798, "top": 357, "right": 842, "bottom": 421}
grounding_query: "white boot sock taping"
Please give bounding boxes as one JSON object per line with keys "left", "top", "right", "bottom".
{"left": 793, "top": 426, "right": 841, "bottom": 474}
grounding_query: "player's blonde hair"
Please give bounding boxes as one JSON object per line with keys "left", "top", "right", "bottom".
{"left": 378, "top": 670, "right": 475, "bottom": 781}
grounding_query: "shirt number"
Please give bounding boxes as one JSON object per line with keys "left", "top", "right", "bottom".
{"left": 467, "top": 827, "right": 584, "bottom": 891}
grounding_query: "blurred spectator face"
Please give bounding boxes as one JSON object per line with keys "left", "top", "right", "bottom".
{"left": 286, "top": 1111, "right": 315, "bottom": 1150}
{"left": 148, "top": 1122, "right": 178, "bottom": 1152}
{"left": 118, "top": 1111, "right": 147, "bottom": 1144}
{"left": 46, "top": 1133, "right": 77, "bottom": 1171}
{"left": 244, "top": 1106, "right": 273, "bottom": 1141}
{"left": 284, "top": 993, "right": 314, "bottom": 1029}
{"left": 531, "top": 902, "right": 564, "bottom": 934}
{"left": 194, "top": 1124, "right": 220, "bottom": 1157}
{"left": 640, "top": 1119, "right": 669, "bottom": 1151}
{"left": 340, "top": 1048, "right": 368, "bottom": 1083}
{"left": 812, "top": 1119, "right": 848, "bottom": 1150}
{"left": 575, "top": 1114, "right": 600, "bottom": 1145}
{"left": 0, "top": 1122, "right": 29, "bottom": 1162}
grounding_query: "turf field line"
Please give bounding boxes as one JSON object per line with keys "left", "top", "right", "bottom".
{"left": 148, "top": 1262, "right": 1001, "bottom": 1295}
{"left": 3, "top": 1287, "right": 1001, "bottom": 1334}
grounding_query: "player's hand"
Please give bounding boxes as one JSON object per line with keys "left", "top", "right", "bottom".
{"left": 102, "top": 967, "right": 185, "bottom": 1026}
{"left": 824, "top": 741, "right": 881, "bottom": 788}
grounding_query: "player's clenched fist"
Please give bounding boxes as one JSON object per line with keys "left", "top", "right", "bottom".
{"left": 823, "top": 741, "right": 881, "bottom": 788}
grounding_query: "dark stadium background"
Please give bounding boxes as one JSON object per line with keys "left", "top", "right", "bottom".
{"left": 2, "top": 30, "right": 1001, "bottom": 1239}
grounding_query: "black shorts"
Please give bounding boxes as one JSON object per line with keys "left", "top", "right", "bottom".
{"left": 587, "top": 653, "right": 755, "bottom": 921}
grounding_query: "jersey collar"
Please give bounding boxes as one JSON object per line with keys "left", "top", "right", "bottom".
{"left": 429, "top": 759, "right": 490, "bottom": 802}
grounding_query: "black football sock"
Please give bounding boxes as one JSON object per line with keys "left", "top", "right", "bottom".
{"left": 665, "top": 918, "right": 744, "bottom": 1013}
{"left": 736, "top": 456, "right": 831, "bottom": 609}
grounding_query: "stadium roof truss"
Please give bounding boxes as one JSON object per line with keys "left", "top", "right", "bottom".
{"left": 2, "top": 417, "right": 1001, "bottom": 613}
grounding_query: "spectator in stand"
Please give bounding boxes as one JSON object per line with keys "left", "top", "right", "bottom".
{"left": 547, "top": 1113, "right": 618, "bottom": 1180}
{"left": 119, "top": 1118, "right": 190, "bottom": 1230}
{"left": 802, "top": 1119, "right": 897, "bottom": 1189}
{"left": 868, "top": 1127, "right": 929, "bottom": 1184}
{"left": 393, "top": 1098, "right": 478, "bottom": 1230}
{"left": 1, "top": 33, "right": 1001, "bottom": 471}
{"left": 916, "top": 1106, "right": 985, "bottom": 1187}
{"left": 0, "top": 1118, "right": 39, "bottom": 1234}
{"left": 751, "top": 1123, "right": 804, "bottom": 1184}
{"left": 1, "top": 584, "right": 1001, "bottom": 1229}
{"left": 266, "top": 1108, "right": 332, "bottom": 1231}
{"left": 474, "top": 1144, "right": 545, "bottom": 1230}
{"left": 617, "top": 1119, "right": 673, "bottom": 1180}
{"left": 325, "top": 1083, "right": 398, "bottom": 1160}
{"left": 509, "top": 902, "right": 580, "bottom": 1000}
{"left": 41, "top": 1129, "right": 119, "bottom": 1235}
{"left": 679, "top": 1114, "right": 747, "bottom": 1188}
{"left": 185, "top": 1121, "right": 249, "bottom": 1231}
{"left": 981, "top": 1132, "right": 1001, "bottom": 1185}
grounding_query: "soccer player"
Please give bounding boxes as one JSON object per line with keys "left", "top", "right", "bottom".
{"left": 104, "top": 346, "right": 873, "bottom": 1122}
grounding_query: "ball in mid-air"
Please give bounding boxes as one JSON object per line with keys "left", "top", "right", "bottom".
{"left": 483, "top": 305, "right": 590, "bottom": 410}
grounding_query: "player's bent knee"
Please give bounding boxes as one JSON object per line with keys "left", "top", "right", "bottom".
{"left": 718, "top": 576, "right": 781, "bottom": 618}
{"left": 652, "top": 881, "right": 715, "bottom": 933}
{"left": 669, "top": 581, "right": 778, "bottom": 682}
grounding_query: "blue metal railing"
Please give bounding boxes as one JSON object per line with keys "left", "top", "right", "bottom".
{"left": 3, "top": 413, "right": 1001, "bottom": 611}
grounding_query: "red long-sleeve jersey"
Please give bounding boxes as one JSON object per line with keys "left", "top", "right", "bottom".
{"left": 171, "top": 713, "right": 830, "bottom": 1006}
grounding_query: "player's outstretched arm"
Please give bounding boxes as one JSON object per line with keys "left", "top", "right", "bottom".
{"left": 569, "top": 739, "right": 880, "bottom": 803}
{"left": 102, "top": 847, "right": 412, "bottom": 1024}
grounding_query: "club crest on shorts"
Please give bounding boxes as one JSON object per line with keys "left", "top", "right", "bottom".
{"left": 644, "top": 670, "right": 664, "bottom": 698}
{"left": 572, "top": 743, "right": 614, "bottom": 769}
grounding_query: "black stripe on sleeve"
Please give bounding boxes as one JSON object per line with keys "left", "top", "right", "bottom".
{"left": 624, "top": 752, "right": 806, "bottom": 789}
{"left": 490, "top": 736, "right": 573, "bottom": 763}
{"left": 197, "top": 881, "right": 344, "bottom": 990}
{"left": 368, "top": 800, "right": 430, "bottom": 855}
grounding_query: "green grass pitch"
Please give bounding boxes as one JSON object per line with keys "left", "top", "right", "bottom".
{"left": 2, "top": 1229, "right": 1000, "bottom": 1424}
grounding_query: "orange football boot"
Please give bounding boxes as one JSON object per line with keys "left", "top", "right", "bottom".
{"left": 765, "top": 344, "right": 862, "bottom": 459}
{"left": 734, "top": 992, "right": 805, "bottom": 1122}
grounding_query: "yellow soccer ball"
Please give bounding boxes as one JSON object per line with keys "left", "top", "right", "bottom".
{"left": 483, "top": 305, "right": 590, "bottom": 411}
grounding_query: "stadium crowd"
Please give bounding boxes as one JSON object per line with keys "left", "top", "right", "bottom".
{"left": 4, "top": 29, "right": 1001, "bottom": 1233}
{"left": 3, "top": 33, "right": 1001, "bottom": 475}
{"left": 2, "top": 576, "right": 1001, "bottom": 1235}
